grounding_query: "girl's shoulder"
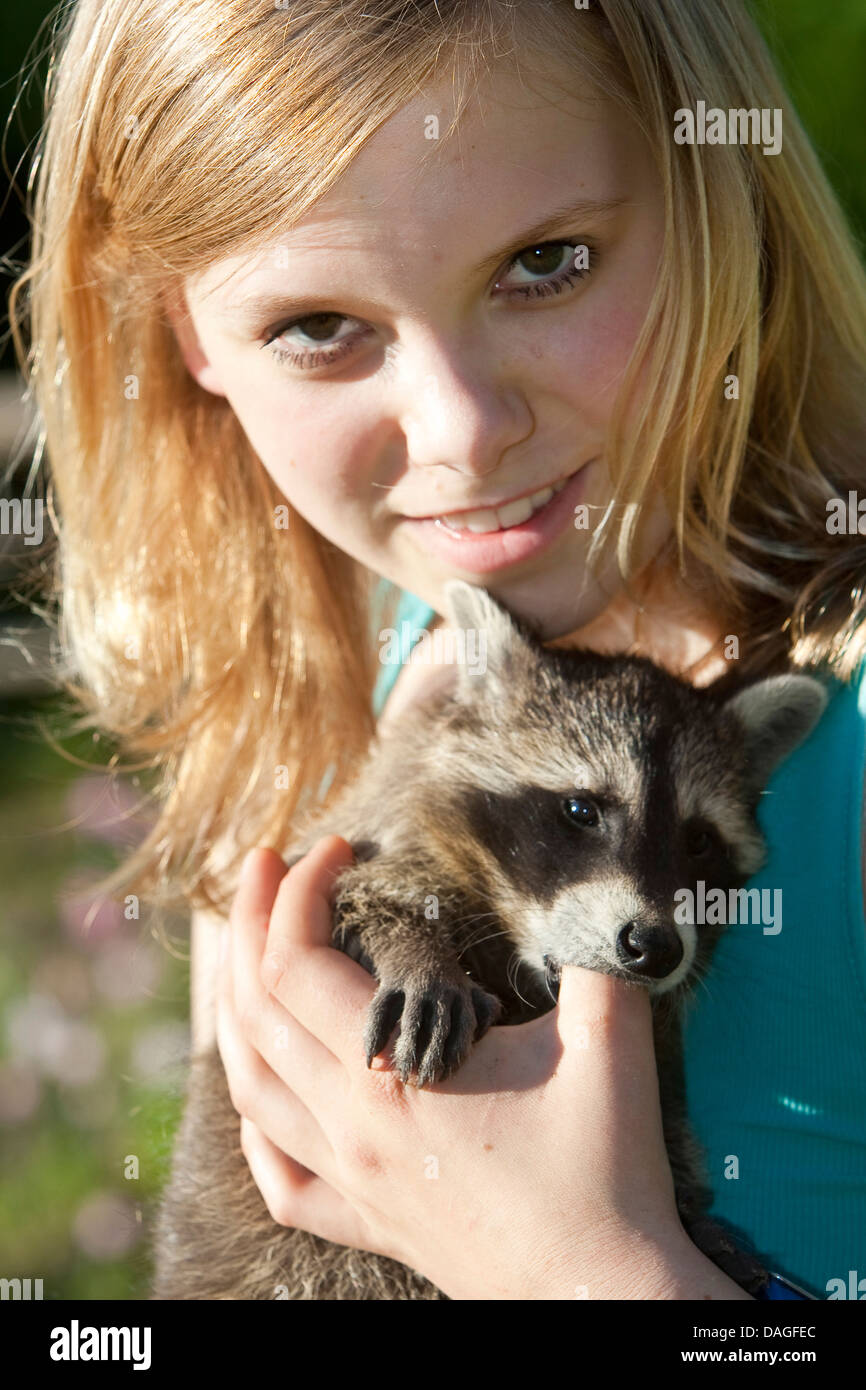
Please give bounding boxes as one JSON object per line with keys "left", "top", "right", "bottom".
{"left": 682, "top": 650, "right": 866, "bottom": 1296}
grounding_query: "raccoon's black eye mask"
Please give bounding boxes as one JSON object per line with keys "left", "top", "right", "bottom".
{"left": 560, "top": 794, "right": 722, "bottom": 858}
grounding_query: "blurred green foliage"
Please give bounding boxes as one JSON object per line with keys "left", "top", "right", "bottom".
{"left": 0, "top": 705, "right": 188, "bottom": 1298}
{"left": 753, "top": 0, "right": 866, "bottom": 245}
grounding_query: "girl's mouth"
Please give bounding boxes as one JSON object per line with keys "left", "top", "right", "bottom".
{"left": 402, "top": 460, "right": 596, "bottom": 575}
{"left": 435, "top": 476, "right": 570, "bottom": 534}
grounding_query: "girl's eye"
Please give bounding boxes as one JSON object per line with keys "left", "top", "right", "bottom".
{"left": 262, "top": 237, "right": 596, "bottom": 370}
{"left": 263, "top": 312, "right": 368, "bottom": 370}
{"left": 494, "top": 239, "right": 595, "bottom": 299}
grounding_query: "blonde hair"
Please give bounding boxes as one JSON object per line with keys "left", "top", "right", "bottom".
{"left": 10, "top": 0, "right": 866, "bottom": 919}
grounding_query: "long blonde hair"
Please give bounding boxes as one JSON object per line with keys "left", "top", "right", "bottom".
{"left": 10, "top": 0, "right": 866, "bottom": 919}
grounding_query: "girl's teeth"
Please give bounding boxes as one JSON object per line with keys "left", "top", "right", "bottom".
{"left": 497, "top": 494, "right": 538, "bottom": 528}
{"left": 440, "top": 479, "right": 566, "bottom": 534}
{"left": 464, "top": 509, "right": 500, "bottom": 534}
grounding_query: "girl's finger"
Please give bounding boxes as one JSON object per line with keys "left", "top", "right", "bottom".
{"left": 231, "top": 846, "right": 290, "bottom": 934}
{"left": 228, "top": 852, "right": 325, "bottom": 1061}
{"left": 554, "top": 966, "right": 673, "bottom": 1188}
{"left": 226, "top": 849, "right": 360, "bottom": 1093}
{"left": 239, "top": 1118, "right": 383, "bottom": 1253}
{"left": 235, "top": 929, "right": 349, "bottom": 1100}
{"left": 216, "top": 974, "right": 338, "bottom": 1179}
{"left": 265, "top": 835, "right": 356, "bottom": 951}
{"left": 555, "top": 966, "right": 658, "bottom": 1084}
{"left": 260, "top": 837, "right": 377, "bottom": 1066}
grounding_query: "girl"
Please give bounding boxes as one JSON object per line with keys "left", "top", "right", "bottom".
{"left": 12, "top": 0, "right": 866, "bottom": 1298}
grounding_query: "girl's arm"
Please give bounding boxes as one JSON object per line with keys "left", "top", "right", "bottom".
{"left": 212, "top": 840, "right": 753, "bottom": 1300}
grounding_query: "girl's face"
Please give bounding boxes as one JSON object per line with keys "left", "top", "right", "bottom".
{"left": 173, "top": 61, "right": 670, "bottom": 639}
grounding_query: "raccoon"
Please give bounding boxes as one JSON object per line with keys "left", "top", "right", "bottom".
{"left": 152, "top": 580, "right": 828, "bottom": 1300}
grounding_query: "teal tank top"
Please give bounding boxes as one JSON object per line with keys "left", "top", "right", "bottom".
{"left": 372, "top": 585, "right": 866, "bottom": 1298}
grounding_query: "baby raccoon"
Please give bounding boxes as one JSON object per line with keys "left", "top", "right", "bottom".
{"left": 153, "top": 580, "right": 827, "bottom": 1300}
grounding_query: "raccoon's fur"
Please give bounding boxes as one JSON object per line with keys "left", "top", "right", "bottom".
{"left": 153, "top": 581, "right": 828, "bottom": 1300}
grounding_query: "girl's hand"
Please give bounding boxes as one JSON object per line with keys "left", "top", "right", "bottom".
{"left": 216, "top": 838, "right": 750, "bottom": 1300}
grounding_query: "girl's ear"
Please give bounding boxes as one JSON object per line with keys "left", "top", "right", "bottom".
{"left": 162, "top": 286, "right": 228, "bottom": 398}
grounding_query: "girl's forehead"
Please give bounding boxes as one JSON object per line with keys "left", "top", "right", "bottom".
{"left": 188, "top": 67, "right": 638, "bottom": 304}
{"left": 307, "top": 61, "right": 621, "bottom": 201}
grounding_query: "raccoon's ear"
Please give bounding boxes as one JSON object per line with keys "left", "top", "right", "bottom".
{"left": 721, "top": 673, "right": 829, "bottom": 794}
{"left": 441, "top": 579, "right": 536, "bottom": 698}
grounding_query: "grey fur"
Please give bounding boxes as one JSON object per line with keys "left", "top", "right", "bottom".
{"left": 152, "top": 581, "right": 828, "bottom": 1300}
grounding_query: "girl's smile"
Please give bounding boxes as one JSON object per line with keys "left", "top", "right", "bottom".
{"left": 402, "top": 456, "right": 599, "bottom": 575}
{"left": 171, "top": 58, "right": 670, "bottom": 640}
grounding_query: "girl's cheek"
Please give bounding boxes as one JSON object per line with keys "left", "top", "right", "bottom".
{"left": 261, "top": 410, "right": 376, "bottom": 512}
{"left": 541, "top": 300, "right": 650, "bottom": 431}
{"left": 218, "top": 375, "right": 355, "bottom": 502}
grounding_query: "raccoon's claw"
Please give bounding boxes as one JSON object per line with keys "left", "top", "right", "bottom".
{"left": 364, "top": 974, "right": 502, "bottom": 1087}
{"left": 364, "top": 987, "right": 405, "bottom": 1066}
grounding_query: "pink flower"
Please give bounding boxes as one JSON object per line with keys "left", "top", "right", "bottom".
{"left": 65, "top": 774, "right": 153, "bottom": 849}
{"left": 57, "top": 875, "right": 125, "bottom": 946}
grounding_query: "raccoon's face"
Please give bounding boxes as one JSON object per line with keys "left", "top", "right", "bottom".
{"left": 463, "top": 790, "right": 757, "bottom": 997}
{"left": 455, "top": 676, "right": 765, "bottom": 996}
{"left": 438, "top": 578, "right": 829, "bottom": 1000}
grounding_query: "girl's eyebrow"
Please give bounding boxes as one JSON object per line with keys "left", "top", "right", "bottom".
{"left": 221, "top": 195, "right": 626, "bottom": 326}
{"left": 470, "top": 194, "right": 626, "bottom": 277}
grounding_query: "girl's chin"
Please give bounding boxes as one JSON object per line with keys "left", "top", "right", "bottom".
{"left": 481, "top": 574, "right": 614, "bottom": 645}
{"left": 383, "top": 538, "right": 611, "bottom": 639}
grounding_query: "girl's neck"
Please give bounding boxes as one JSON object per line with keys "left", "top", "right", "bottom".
{"left": 380, "top": 554, "right": 733, "bottom": 733}
{"left": 552, "top": 554, "right": 733, "bottom": 687}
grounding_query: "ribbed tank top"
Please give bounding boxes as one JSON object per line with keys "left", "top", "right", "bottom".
{"left": 372, "top": 584, "right": 866, "bottom": 1298}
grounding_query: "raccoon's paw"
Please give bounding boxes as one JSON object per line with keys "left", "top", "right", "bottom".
{"left": 363, "top": 970, "right": 502, "bottom": 1088}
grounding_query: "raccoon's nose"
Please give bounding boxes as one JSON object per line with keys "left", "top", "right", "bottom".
{"left": 616, "top": 922, "right": 683, "bottom": 979}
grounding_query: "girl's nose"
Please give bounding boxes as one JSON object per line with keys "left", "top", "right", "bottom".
{"left": 399, "top": 350, "right": 534, "bottom": 478}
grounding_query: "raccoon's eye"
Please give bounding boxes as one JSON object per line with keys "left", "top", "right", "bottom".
{"left": 686, "top": 823, "right": 715, "bottom": 858}
{"left": 562, "top": 795, "right": 599, "bottom": 827}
